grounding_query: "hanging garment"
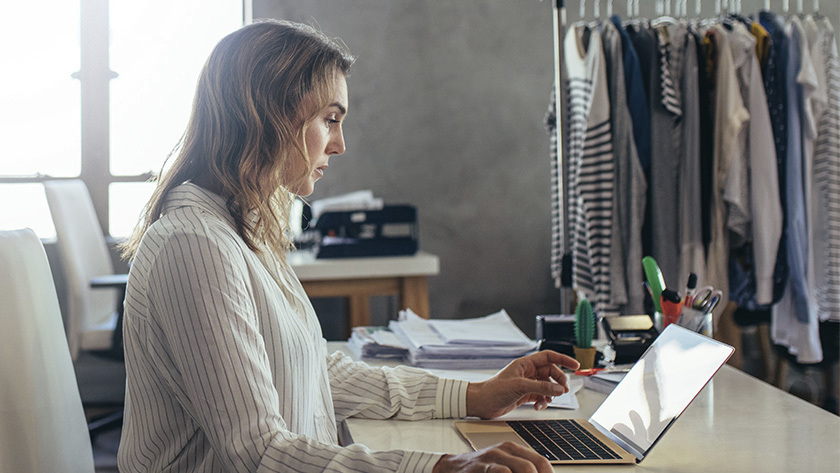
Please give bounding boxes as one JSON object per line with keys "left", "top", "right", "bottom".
{"left": 811, "top": 16, "right": 840, "bottom": 323}
{"left": 643, "top": 20, "right": 684, "bottom": 288}
{"left": 626, "top": 21, "right": 658, "bottom": 261}
{"left": 759, "top": 11, "right": 792, "bottom": 305}
{"left": 601, "top": 20, "right": 648, "bottom": 314}
{"left": 564, "top": 25, "right": 617, "bottom": 315}
{"left": 772, "top": 17, "right": 822, "bottom": 363}
{"left": 730, "top": 21, "right": 784, "bottom": 306}
{"left": 675, "top": 22, "right": 706, "bottom": 292}
{"left": 752, "top": 20, "right": 772, "bottom": 71}
{"left": 611, "top": 16, "right": 651, "bottom": 173}
{"left": 693, "top": 27, "right": 715, "bottom": 257}
{"left": 704, "top": 24, "right": 750, "bottom": 318}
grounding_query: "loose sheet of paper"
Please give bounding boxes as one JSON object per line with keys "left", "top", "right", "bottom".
{"left": 425, "top": 370, "right": 582, "bottom": 411}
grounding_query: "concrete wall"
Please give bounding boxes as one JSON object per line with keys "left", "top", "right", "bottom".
{"left": 257, "top": 1, "right": 564, "bottom": 338}
{"left": 255, "top": 0, "right": 840, "bottom": 339}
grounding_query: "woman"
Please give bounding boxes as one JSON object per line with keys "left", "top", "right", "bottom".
{"left": 118, "top": 19, "right": 578, "bottom": 473}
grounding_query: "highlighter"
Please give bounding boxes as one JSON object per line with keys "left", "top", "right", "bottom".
{"left": 660, "top": 288, "right": 682, "bottom": 329}
{"left": 642, "top": 256, "right": 666, "bottom": 313}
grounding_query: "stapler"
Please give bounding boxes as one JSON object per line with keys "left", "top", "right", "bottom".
{"left": 602, "top": 315, "right": 658, "bottom": 364}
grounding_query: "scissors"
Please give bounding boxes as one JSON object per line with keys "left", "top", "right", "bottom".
{"left": 692, "top": 286, "right": 722, "bottom": 312}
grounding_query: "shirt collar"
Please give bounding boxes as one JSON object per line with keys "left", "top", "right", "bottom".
{"left": 162, "top": 182, "right": 240, "bottom": 228}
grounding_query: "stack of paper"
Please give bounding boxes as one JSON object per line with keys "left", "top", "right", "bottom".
{"left": 311, "top": 190, "right": 384, "bottom": 219}
{"left": 389, "top": 309, "right": 538, "bottom": 369}
{"left": 347, "top": 326, "right": 409, "bottom": 360}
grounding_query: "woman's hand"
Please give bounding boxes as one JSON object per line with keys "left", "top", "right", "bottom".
{"left": 432, "top": 441, "right": 553, "bottom": 473}
{"left": 465, "top": 350, "right": 579, "bottom": 419}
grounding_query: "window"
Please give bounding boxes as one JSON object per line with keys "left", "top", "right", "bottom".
{"left": 0, "top": 0, "right": 247, "bottom": 238}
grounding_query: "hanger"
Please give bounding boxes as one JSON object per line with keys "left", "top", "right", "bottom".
{"left": 651, "top": 0, "right": 678, "bottom": 25}
{"left": 580, "top": 0, "right": 586, "bottom": 19}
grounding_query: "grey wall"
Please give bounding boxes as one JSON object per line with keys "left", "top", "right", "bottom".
{"left": 257, "top": 1, "right": 564, "bottom": 337}
{"left": 255, "top": 0, "right": 840, "bottom": 338}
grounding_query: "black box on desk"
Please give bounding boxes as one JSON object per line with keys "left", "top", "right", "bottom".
{"left": 314, "top": 205, "right": 418, "bottom": 258}
{"left": 535, "top": 314, "right": 576, "bottom": 343}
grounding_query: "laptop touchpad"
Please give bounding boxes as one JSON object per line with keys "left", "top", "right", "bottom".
{"left": 465, "top": 432, "right": 528, "bottom": 450}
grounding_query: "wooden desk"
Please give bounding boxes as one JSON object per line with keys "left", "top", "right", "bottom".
{"left": 331, "top": 344, "right": 840, "bottom": 472}
{"left": 289, "top": 251, "right": 439, "bottom": 334}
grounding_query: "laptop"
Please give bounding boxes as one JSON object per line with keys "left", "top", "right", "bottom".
{"left": 455, "top": 324, "right": 734, "bottom": 464}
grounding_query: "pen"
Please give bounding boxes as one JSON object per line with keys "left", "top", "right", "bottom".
{"left": 700, "top": 294, "right": 721, "bottom": 313}
{"left": 683, "top": 273, "right": 697, "bottom": 307}
{"left": 691, "top": 287, "right": 722, "bottom": 311}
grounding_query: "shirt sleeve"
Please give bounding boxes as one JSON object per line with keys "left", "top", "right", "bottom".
{"left": 145, "top": 230, "right": 445, "bottom": 473}
{"left": 328, "top": 351, "right": 469, "bottom": 422}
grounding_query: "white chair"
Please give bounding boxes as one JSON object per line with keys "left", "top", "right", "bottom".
{"left": 0, "top": 228, "right": 95, "bottom": 473}
{"left": 43, "top": 180, "right": 124, "bottom": 360}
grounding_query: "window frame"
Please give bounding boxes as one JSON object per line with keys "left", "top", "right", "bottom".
{"left": 0, "top": 0, "right": 250, "bottom": 236}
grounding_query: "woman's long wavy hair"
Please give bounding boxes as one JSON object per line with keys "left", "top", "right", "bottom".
{"left": 120, "top": 19, "right": 354, "bottom": 261}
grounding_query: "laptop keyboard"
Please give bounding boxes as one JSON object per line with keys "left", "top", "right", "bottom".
{"left": 507, "top": 419, "right": 623, "bottom": 461}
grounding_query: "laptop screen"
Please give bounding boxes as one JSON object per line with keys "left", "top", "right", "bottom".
{"left": 589, "top": 324, "right": 734, "bottom": 459}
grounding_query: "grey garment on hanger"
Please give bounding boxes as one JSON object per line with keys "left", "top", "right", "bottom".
{"left": 600, "top": 20, "right": 648, "bottom": 314}
{"left": 677, "top": 22, "right": 705, "bottom": 293}
{"left": 629, "top": 21, "right": 683, "bottom": 289}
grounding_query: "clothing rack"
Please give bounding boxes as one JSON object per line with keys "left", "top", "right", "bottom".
{"left": 546, "top": 0, "right": 837, "bottom": 364}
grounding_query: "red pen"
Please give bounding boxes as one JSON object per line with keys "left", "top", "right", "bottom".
{"left": 660, "top": 288, "right": 682, "bottom": 328}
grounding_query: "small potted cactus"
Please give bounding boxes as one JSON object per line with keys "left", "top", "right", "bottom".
{"left": 573, "top": 297, "right": 597, "bottom": 370}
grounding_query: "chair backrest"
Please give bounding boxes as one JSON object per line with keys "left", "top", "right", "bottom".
{"left": 0, "top": 228, "right": 95, "bottom": 473}
{"left": 44, "top": 180, "right": 117, "bottom": 358}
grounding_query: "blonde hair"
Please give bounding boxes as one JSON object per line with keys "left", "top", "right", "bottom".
{"left": 120, "top": 20, "right": 354, "bottom": 261}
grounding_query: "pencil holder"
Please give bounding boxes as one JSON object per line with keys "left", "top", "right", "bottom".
{"left": 677, "top": 307, "right": 713, "bottom": 338}
{"left": 652, "top": 311, "right": 663, "bottom": 333}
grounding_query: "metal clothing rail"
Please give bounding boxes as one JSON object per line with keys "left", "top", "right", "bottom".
{"left": 551, "top": 0, "right": 569, "bottom": 311}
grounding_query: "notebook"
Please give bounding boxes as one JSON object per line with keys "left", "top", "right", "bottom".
{"left": 455, "top": 324, "right": 734, "bottom": 464}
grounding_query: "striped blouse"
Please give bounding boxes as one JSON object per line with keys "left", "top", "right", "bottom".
{"left": 118, "top": 183, "right": 468, "bottom": 472}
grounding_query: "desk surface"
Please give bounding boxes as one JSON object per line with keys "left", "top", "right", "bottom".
{"left": 329, "top": 344, "right": 840, "bottom": 472}
{"left": 288, "top": 251, "right": 439, "bottom": 281}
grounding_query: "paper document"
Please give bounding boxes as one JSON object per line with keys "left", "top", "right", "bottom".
{"left": 389, "top": 309, "right": 538, "bottom": 369}
{"left": 429, "top": 310, "right": 534, "bottom": 346}
{"left": 426, "top": 369, "right": 581, "bottom": 410}
{"left": 348, "top": 326, "right": 409, "bottom": 360}
{"left": 547, "top": 377, "right": 583, "bottom": 410}
{"left": 311, "top": 190, "right": 384, "bottom": 219}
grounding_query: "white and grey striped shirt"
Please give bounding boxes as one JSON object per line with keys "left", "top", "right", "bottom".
{"left": 118, "top": 183, "right": 468, "bottom": 472}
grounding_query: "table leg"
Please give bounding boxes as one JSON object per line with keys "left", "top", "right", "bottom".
{"left": 399, "top": 276, "right": 429, "bottom": 319}
{"left": 346, "top": 294, "right": 371, "bottom": 339}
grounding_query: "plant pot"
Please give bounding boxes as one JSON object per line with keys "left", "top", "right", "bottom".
{"left": 574, "top": 346, "right": 597, "bottom": 370}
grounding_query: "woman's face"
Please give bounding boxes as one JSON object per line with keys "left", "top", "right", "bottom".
{"left": 291, "top": 73, "right": 348, "bottom": 197}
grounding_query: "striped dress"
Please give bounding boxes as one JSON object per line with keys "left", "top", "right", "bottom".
{"left": 812, "top": 16, "right": 840, "bottom": 323}
{"left": 118, "top": 183, "right": 468, "bottom": 472}
{"left": 564, "top": 25, "right": 617, "bottom": 316}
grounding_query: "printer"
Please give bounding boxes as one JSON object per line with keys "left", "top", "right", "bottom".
{"left": 313, "top": 205, "right": 419, "bottom": 258}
